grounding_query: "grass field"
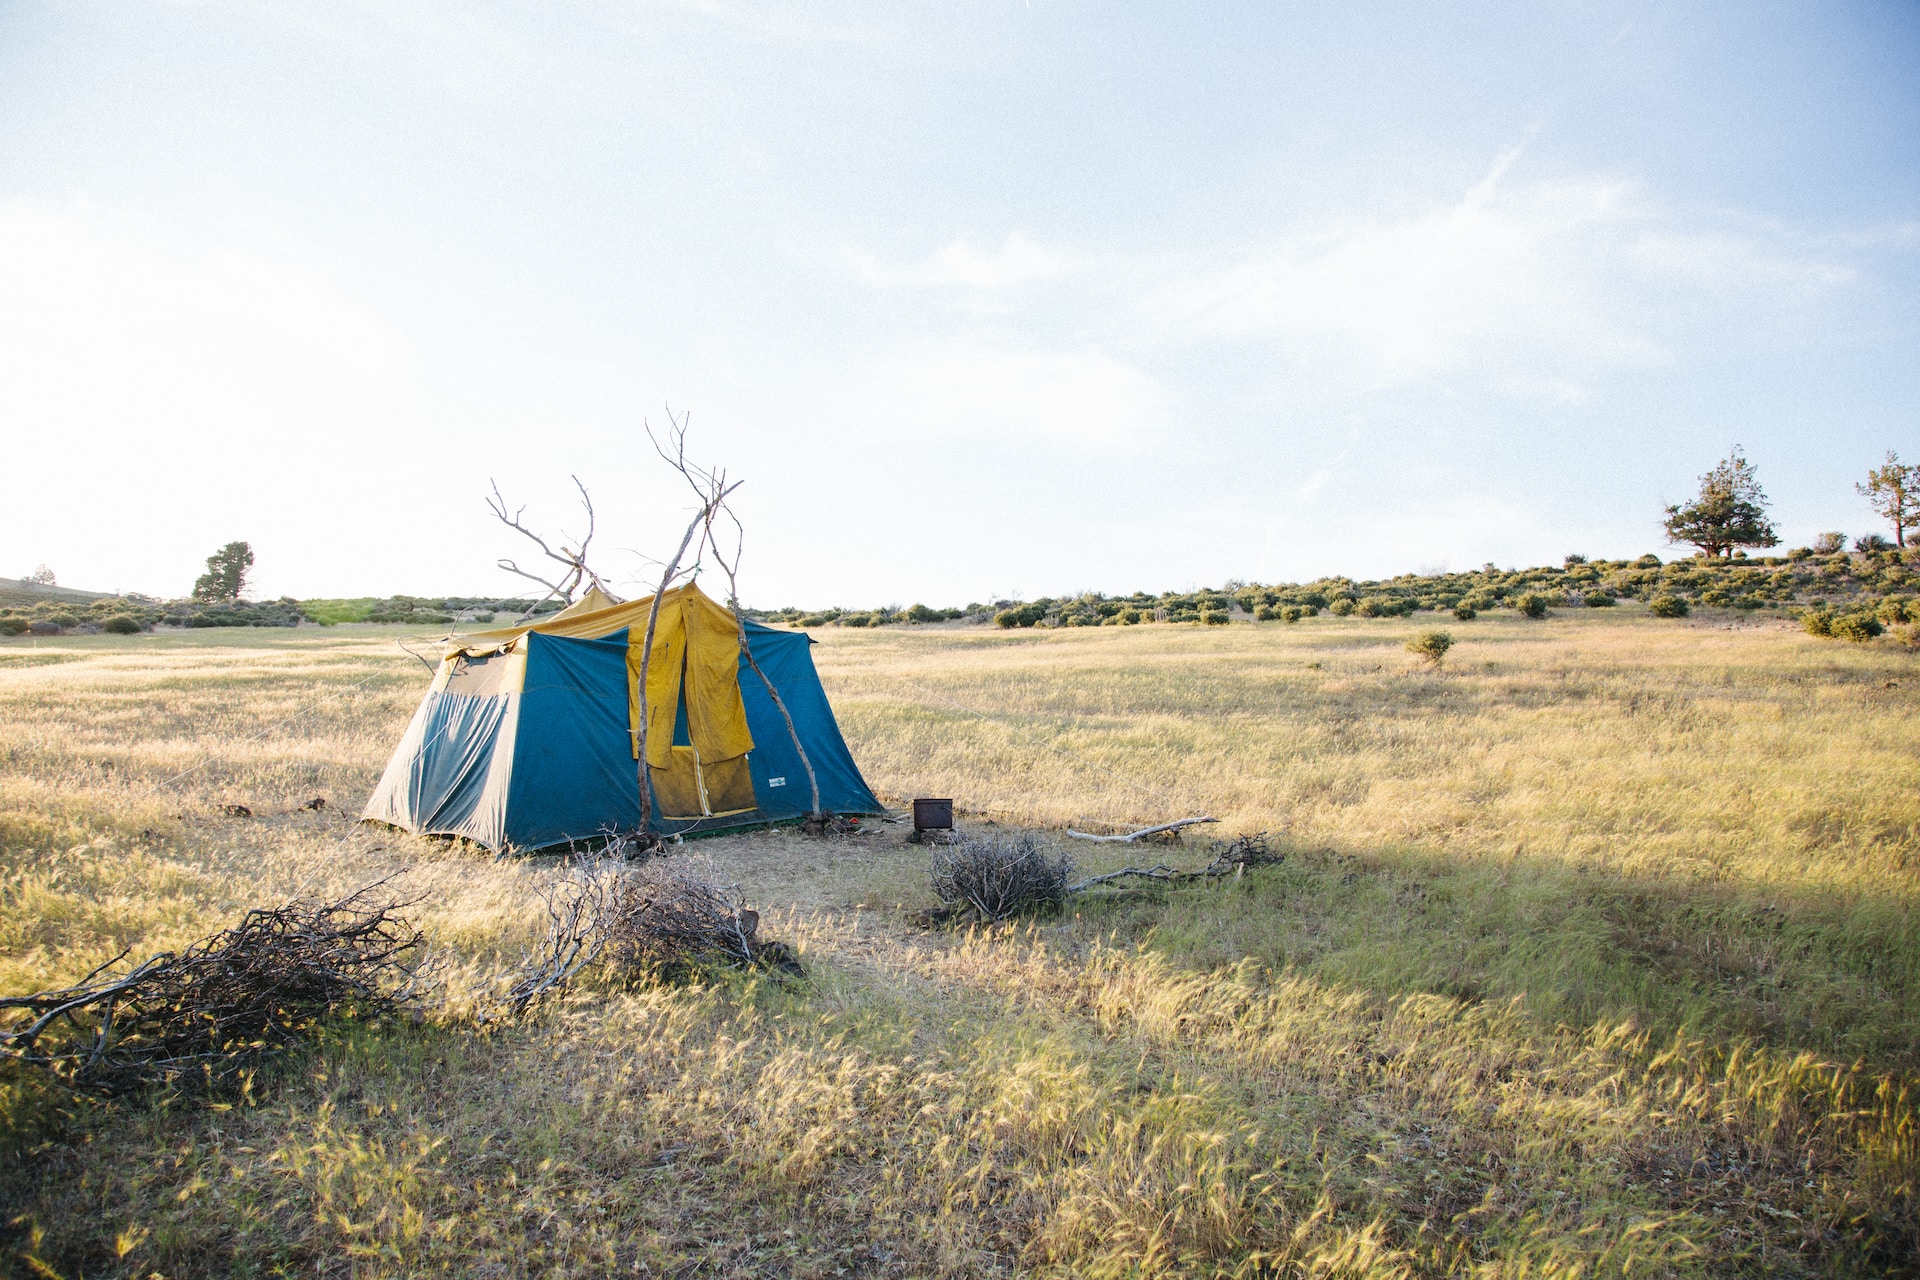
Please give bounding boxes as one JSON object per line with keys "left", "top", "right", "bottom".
{"left": 1, "top": 611, "right": 1916, "bottom": 1277}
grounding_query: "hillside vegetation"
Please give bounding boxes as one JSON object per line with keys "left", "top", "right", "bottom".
{"left": 755, "top": 547, "right": 1920, "bottom": 633}
{"left": 1, "top": 614, "right": 1916, "bottom": 1276}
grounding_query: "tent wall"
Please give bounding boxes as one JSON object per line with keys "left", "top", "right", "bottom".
{"left": 501, "top": 630, "right": 643, "bottom": 850}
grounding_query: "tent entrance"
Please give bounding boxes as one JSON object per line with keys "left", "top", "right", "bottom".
{"left": 650, "top": 652, "right": 757, "bottom": 821}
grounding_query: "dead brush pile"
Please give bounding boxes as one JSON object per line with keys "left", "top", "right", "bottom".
{"left": 929, "top": 831, "right": 1075, "bottom": 922}
{"left": 498, "top": 853, "right": 799, "bottom": 1016}
{"left": 0, "top": 882, "right": 427, "bottom": 1095}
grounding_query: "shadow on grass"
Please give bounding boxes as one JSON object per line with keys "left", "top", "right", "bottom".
{"left": 1082, "top": 834, "right": 1920, "bottom": 1071}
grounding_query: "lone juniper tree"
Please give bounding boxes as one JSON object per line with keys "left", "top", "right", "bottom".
{"left": 1857, "top": 451, "right": 1919, "bottom": 550}
{"left": 1663, "top": 447, "right": 1778, "bottom": 559}
{"left": 192, "top": 541, "right": 254, "bottom": 602}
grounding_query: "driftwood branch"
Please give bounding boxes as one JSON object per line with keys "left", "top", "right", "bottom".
{"left": 1064, "top": 816, "right": 1219, "bottom": 844}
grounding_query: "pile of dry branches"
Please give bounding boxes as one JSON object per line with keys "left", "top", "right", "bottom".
{"left": 498, "top": 856, "right": 799, "bottom": 1015}
{"left": 0, "top": 883, "right": 427, "bottom": 1094}
{"left": 929, "top": 832, "right": 1076, "bottom": 923}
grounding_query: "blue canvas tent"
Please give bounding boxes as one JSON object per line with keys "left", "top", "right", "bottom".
{"left": 363, "top": 584, "right": 881, "bottom": 851}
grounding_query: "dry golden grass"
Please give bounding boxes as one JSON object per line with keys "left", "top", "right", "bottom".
{"left": 1, "top": 614, "right": 1916, "bottom": 1277}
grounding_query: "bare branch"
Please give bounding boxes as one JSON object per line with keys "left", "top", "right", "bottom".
{"left": 487, "top": 477, "right": 617, "bottom": 613}
{"left": 1064, "top": 816, "right": 1218, "bottom": 843}
{"left": 1064, "top": 834, "right": 1282, "bottom": 894}
{"left": 701, "top": 486, "right": 824, "bottom": 820}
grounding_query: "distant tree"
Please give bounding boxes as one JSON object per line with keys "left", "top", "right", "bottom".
{"left": 23, "top": 564, "right": 55, "bottom": 586}
{"left": 1812, "top": 531, "right": 1846, "bottom": 555}
{"left": 1855, "top": 533, "right": 1894, "bottom": 553}
{"left": 192, "top": 541, "right": 254, "bottom": 602}
{"left": 1662, "top": 447, "right": 1779, "bottom": 559}
{"left": 1856, "top": 451, "right": 1919, "bottom": 549}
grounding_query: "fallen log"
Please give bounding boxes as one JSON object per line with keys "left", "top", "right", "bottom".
{"left": 1064, "top": 816, "right": 1218, "bottom": 843}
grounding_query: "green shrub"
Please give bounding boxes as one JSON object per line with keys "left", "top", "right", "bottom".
{"left": 1649, "top": 594, "right": 1690, "bottom": 618}
{"left": 1584, "top": 592, "right": 1617, "bottom": 608}
{"left": 1253, "top": 604, "right": 1276, "bottom": 620}
{"left": 1356, "top": 597, "right": 1388, "bottom": 617}
{"left": 1831, "top": 614, "right": 1883, "bottom": 643}
{"left": 1117, "top": 608, "right": 1142, "bottom": 625}
{"left": 1877, "top": 597, "right": 1914, "bottom": 625}
{"left": 1406, "top": 630, "right": 1453, "bottom": 666}
{"left": 841, "top": 613, "right": 870, "bottom": 628}
{"left": 995, "top": 603, "right": 1046, "bottom": 628}
{"left": 1201, "top": 610, "right": 1230, "bottom": 625}
{"left": 46, "top": 612, "right": 79, "bottom": 629}
{"left": 1280, "top": 605, "right": 1304, "bottom": 623}
{"left": 1328, "top": 599, "right": 1355, "bottom": 617}
{"left": 0, "top": 618, "right": 27, "bottom": 636}
{"left": 102, "top": 614, "right": 143, "bottom": 634}
{"left": 1801, "top": 610, "right": 1833, "bottom": 637}
{"left": 1299, "top": 592, "right": 1330, "bottom": 609}
{"left": 1514, "top": 594, "right": 1550, "bottom": 619}
{"left": 1701, "top": 589, "right": 1732, "bottom": 607}
{"left": 1452, "top": 603, "right": 1477, "bottom": 621}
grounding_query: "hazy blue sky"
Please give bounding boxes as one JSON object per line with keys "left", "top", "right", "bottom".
{"left": 3, "top": 1, "right": 1916, "bottom": 604}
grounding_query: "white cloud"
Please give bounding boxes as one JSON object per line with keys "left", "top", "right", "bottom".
{"left": 855, "top": 232, "right": 1077, "bottom": 291}
{"left": 856, "top": 342, "right": 1162, "bottom": 444}
{"left": 1167, "top": 178, "right": 1667, "bottom": 391}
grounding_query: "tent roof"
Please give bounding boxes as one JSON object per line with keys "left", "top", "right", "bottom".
{"left": 455, "top": 581, "right": 742, "bottom": 649}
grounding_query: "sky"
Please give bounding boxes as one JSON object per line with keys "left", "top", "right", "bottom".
{"left": 1, "top": 0, "right": 1916, "bottom": 606}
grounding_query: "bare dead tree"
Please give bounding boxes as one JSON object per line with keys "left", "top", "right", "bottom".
{"left": 487, "top": 475, "right": 619, "bottom": 618}
{"left": 632, "top": 411, "right": 742, "bottom": 837}
{"left": 680, "top": 461, "right": 824, "bottom": 823}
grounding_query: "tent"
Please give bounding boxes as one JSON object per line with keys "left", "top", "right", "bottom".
{"left": 362, "top": 583, "right": 881, "bottom": 851}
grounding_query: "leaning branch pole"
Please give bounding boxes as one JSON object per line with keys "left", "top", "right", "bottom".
{"left": 735, "top": 616, "right": 822, "bottom": 821}
{"left": 634, "top": 512, "right": 706, "bottom": 837}
{"left": 633, "top": 481, "right": 741, "bottom": 837}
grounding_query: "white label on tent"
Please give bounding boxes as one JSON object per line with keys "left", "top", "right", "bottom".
{"left": 768, "top": 776, "right": 786, "bottom": 787}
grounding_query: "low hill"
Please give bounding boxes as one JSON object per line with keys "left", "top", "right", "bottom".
{"left": 0, "top": 577, "right": 115, "bottom": 608}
